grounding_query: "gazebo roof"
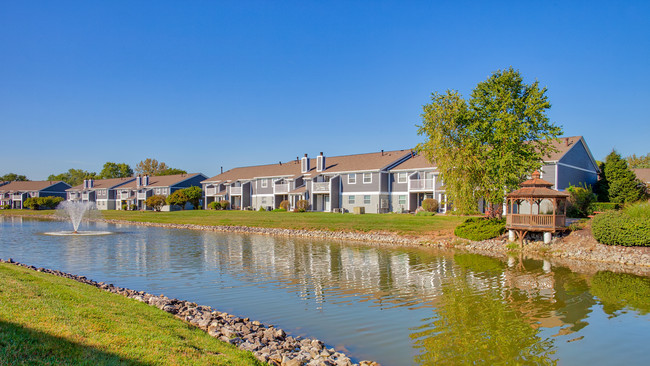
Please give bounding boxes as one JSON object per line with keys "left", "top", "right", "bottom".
{"left": 507, "top": 171, "right": 569, "bottom": 199}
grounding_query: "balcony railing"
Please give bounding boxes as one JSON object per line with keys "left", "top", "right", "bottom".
{"left": 274, "top": 183, "right": 289, "bottom": 194}
{"left": 409, "top": 179, "right": 435, "bottom": 191}
{"left": 230, "top": 187, "right": 242, "bottom": 195}
{"left": 137, "top": 192, "right": 148, "bottom": 200}
{"left": 119, "top": 192, "right": 132, "bottom": 200}
{"left": 82, "top": 193, "right": 91, "bottom": 200}
{"left": 206, "top": 187, "right": 218, "bottom": 196}
{"left": 11, "top": 194, "right": 23, "bottom": 200}
{"left": 506, "top": 214, "right": 566, "bottom": 228}
{"left": 312, "top": 182, "right": 329, "bottom": 193}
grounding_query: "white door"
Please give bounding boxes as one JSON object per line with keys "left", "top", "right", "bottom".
{"left": 325, "top": 195, "right": 330, "bottom": 211}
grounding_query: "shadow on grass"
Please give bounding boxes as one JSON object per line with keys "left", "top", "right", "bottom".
{"left": 0, "top": 320, "right": 151, "bottom": 366}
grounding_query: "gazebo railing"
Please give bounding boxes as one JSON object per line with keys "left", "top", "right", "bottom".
{"left": 507, "top": 214, "right": 566, "bottom": 228}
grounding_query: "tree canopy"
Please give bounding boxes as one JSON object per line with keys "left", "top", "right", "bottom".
{"left": 98, "top": 162, "right": 133, "bottom": 179}
{"left": 135, "top": 158, "right": 186, "bottom": 176}
{"left": 626, "top": 153, "right": 650, "bottom": 169}
{"left": 47, "top": 169, "right": 96, "bottom": 187}
{"left": 165, "top": 189, "right": 190, "bottom": 209}
{"left": 417, "top": 67, "right": 563, "bottom": 215}
{"left": 603, "top": 150, "right": 645, "bottom": 204}
{"left": 1, "top": 173, "right": 29, "bottom": 181}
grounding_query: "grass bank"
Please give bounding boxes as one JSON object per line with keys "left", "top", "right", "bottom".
{"left": 1, "top": 209, "right": 466, "bottom": 237}
{"left": 0, "top": 262, "right": 263, "bottom": 366}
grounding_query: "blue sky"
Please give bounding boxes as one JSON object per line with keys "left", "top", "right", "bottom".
{"left": 2, "top": 1, "right": 648, "bottom": 180}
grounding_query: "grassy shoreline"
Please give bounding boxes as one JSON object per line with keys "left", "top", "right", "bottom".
{"left": 0, "top": 209, "right": 466, "bottom": 237}
{"left": 0, "top": 262, "right": 263, "bottom": 366}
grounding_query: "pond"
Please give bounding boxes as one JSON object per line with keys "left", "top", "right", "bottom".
{"left": 1, "top": 217, "right": 649, "bottom": 365}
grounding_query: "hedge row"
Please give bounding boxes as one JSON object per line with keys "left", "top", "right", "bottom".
{"left": 589, "top": 202, "right": 620, "bottom": 213}
{"left": 454, "top": 217, "right": 506, "bottom": 241}
{"left": 592, "top": 207, "right": 650, "bottom": 247}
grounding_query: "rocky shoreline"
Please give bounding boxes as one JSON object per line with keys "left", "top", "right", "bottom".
{"left": 0, "top": 258, "right": 378, "bottom": 366}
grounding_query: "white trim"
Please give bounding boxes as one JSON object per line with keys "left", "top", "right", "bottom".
{"left": 341, "top": 191, "right": 388, "bottom": 195}
{"left": 557, "top": 162, "right": 599, "bottom": 174}
{"left": 251, "top": 193, "right": 275, "bottom": 198}
{"left": 348, "top": 173, "right": 356, "bottom": 184}
{"left": 397, "top": 172, "right": 407, "bottom": 184}
{"left": 555, "top": 164, "right": 558, "bottom": 189}
{"left": 391, "top": 167, "right": 438, "bottom": 173}
{"left": 363, "top": 172, "right": 372, "bottom": 184}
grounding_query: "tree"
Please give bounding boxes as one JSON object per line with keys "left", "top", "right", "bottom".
{"left": 166, "top": 189, "right": 190, "bottom": 209}
{"left": 135, "top": 158, "right": 169, "bottom": 176}
{"left": 145, "top": 195, "right": 167, "bottom": 211}
{"left": 603, "top": 150, "right": 645, "bottom": 204}
{"left": 47, "top": 169, "right": 96, "bottom": 187}
{"left": 626, "top": 153, "right": 650, "bottom": 169}
{"left": 181, "top": 186, "right": 202, "bottom": 209}
{"left": 417, "top": 67, "right": 563, "bottom": 215}
{"left": 1, "top": 173, "right": 28, "bottom": 181}
{"left": 158, "top": 168, "right": 187, "bottom": 176}
{"left": 98, "top": 162, "right": 133, "bottom": 179}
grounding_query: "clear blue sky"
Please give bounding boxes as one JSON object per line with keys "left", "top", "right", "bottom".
{"left": 2, "top": 1, "right": 648, "bottom": 180}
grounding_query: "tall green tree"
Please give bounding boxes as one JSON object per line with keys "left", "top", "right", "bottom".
{"left": 626, "top": 153, "right": 650, "bottom": 169}
{"left": 47, "top": 169, "right": 96, "bottom": 187}
{"left": 166, "top": 189, "right": 190, "bottom": 210}
{"left": 1, "top": 173, "right": 29, "bottom": 181}
{"left": 135, "top": 158, "right": 169, "bottom": 176}
{"left": 98, "top": 162, "right": 133, "bottom": 179}
{"left": 417, "top": 67, "right": 563, "bottom": 215}
{"left": 181, "top": 186, "right": 203, "bottom": 209}
{"left": 603, "top": 150, "right": 645, "bottom": 203}
{"left": 158, "top": 168, "right": 187, "bottom": 176}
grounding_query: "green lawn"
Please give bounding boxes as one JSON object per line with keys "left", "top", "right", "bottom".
{"left": 0, "top": 262, "right": 263, "bottom": 366}
{"left": 1, "top": 209, "right": 465, "bottom": 237}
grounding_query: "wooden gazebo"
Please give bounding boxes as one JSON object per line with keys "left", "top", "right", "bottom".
{"left": 506, "top": 171, "right": 570, "bottom": 243}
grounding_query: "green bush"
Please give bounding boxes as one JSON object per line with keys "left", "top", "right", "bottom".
{"left": 122, "top": 204, "right": 128, "bottom": 210}
{"left": 219, "top": 200, "right": 230, "bottom": 210}
{"left": 295, "top": 200, "right": 309, "bottom": 212}
{"left": 145, "top": 195, "right": 167, "bottom": 211}
{"left": 422, "top": 198, "right": 439, "bottom": 212}
{"left": 588, "top": 202, "right": 620, "bottom": 214}
{"left": 592, "top": 203, "right": 650, "bottom": 246}
{"left": 454, "top": 217, "right": 506, "bottom": 241}
{"left": 24, "top": 196, "right": 64, "bottom": 210}
{"left": 258, "top": 206, "right": 266, "bottom": 212}
{"left": 279, "top": 200, "right": 290, "bottom": 211}
{"left": 208, "top": 201, "right": 220, "bottom": 210}
{"left": 566, "top": 184, "right": 596, "bottom": 218}
{"left": 1, "top": 204, "right": 9, "bottom": 209}
{"left": 130, "top": 204, "right": 137, "bottom": 211}
{"left": 272, "top": 208, "right": 287, "bottom": 212}
{"left": 416, "top": 211, "right": 436, "bottom": 216}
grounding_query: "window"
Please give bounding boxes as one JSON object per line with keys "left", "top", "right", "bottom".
{"left": 162, "top": 188, "right": 167, "bottom": 194}
{"left": 155, "top": 188, "right": 160, "bottom": 194}
{"left": 364, "top": 195, "right": 371, "bottom": 204}
{"left": 348, "top": 173, "right": 356, "bottom": 184}
{"left": 397, "top": 172, "right": 407, "bottom": 184}
{"left": 261, "top": 179, "right": 268, "bottom": 188}
{"left": 363, "top": 173, "right": 372, "bottom": 184}
{"left": 399, "top": 195, "right": 406, "bottom": 205}
{"left": 348, "top": 195, "right": 355, "bottom": 204}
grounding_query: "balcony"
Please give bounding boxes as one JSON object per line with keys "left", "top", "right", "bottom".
{"left": 137, "top": 192, "right": 148, "bottom": 200}
{"left": 82, "top": 193, "right": 91, "bottom": 200}
{"left": 274, "top": 183, "right": 289, "bottom": 194}
{"left": 206, "top": 187, "right": 218, "bottom": 196}
{"left": 312, "top": 182, "right": 329, "bottom": 193}
{"left": 11, "top": 194, "right": 23, "bottom": 200}
{"left": 119, "top": 192, "right": 132, "bottom": 200}
{"left": 409, "top": 179, "right": 435, "bottom": 192}
{"left": 230, "top": 187, "right": 242, "bottom": 195}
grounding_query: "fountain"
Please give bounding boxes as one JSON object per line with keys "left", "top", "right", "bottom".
{"left": 44, "top": 201, "right": 112, "bottom": 236}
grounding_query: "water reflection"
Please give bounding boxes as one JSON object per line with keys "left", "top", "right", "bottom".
{"left": 1, "top": 218, "right": 649, "bottom": 366}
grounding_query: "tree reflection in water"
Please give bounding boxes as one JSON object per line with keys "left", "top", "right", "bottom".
{"left": 590, "top": 271, "right": 650, "bottom": 316}
{"left": 410, "top": 254, "right": 558, "bottom": 365}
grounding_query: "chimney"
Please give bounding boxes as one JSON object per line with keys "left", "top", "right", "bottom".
{"left": 221, "top": 166, "right": 223, "bottom": 174}
{"left": 301, "top": 154, "right": 310, "bottom": 173}
{"left": 136, "top": 175, "right": 142, "bottom": 187}
{"left": 381, "top": 149, "right": 384, "bottom": 156}
{"left": 317, "top": 152, "right": 326, "bottom": 172}
{"left": 83, "top": 179, "right": 88, "bottom": 189}
{"left": 89, "top": 179, "right": 94, "bottom": 188}
{"left": 279, "top": 161, "right": 282, "bottom": 165}
{"left": 143, "top": 175, "right": 149, "bottom": 186}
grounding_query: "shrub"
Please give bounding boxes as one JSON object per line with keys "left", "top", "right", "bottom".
{"left": 23, "top": 197, "right": 37, "bottom": 210}
{"left": 592, "top": 203, "right": 650, "bottom": 246}
{"left": 272, "top": 208, "right": 287, "bottom": 212}
{"left": 588, "top": 202, "right": 620, "bottom": 214}
{"left": 566, "top": 184, "right": 596, "bottom": 218}
{"left": 130, "top": 204, "right": 138, "bottom": 211}
{"left": 1, "top": 204, "right": 9, "bottom": 209}
{"left": 208, "top": 201, "right": 220, "bottom": 210}
{"left": 122, "top": 204, "right": 128, "bottom": 210}
{"left": 416, "top": 211, "right": 436, "bottom": 216}
{"left": 279, "top": 200, "right": 290, "bottom": 211}
{"left": 219, "top": 200, "right": 230, "bottom": 210}
{"left": 23, "top": 196, "right": 63, "bottom": 210}
{"left": 295, "top": 200, "right": 309, "bottom": 212}
{"left": 421, "top": 198, "right": 439, "bottom": 212}
{"left": 146, "top": 195, "right": 167, "bottom": 211}
{"left": 166, "top": 190, "right": 190, "bottom": 209}
{"left": 258, "top": 206, "right": 266, "bottom": 211}
{"left": 454, "top": 217, "right": 506, "bottom": 241}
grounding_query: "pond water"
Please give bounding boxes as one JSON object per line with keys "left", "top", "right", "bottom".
{"left": 1, "top": 217, "right": 649, "bottom": 365}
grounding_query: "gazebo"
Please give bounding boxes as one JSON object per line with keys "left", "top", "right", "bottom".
{"left": 506, "top": 171, "right": 570, "bottom": 244}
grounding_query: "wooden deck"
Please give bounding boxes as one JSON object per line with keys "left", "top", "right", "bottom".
{"left": 506, "top": 214, "right": 566, "bottom": 232}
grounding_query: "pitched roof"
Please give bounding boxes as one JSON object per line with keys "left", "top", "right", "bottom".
{"left": 117, "top": 173, "right": 205, "bottom": 189}
{"left": 633, "top": 169, "right": 650, "bottom": 183}
{"left": 203, "top": 161, "right": 303, "bottom": 183}
{"left": 318, "top": 150, "right": 411, "bottom": 174}
{"left": 67, "top": 177, "right": 135, "bottom": 191}
{"left": 390, "top": 153, "right": 436, "bottom": 170}
{"left": 0, "top": 180, "right": 67, "bottom": 192}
